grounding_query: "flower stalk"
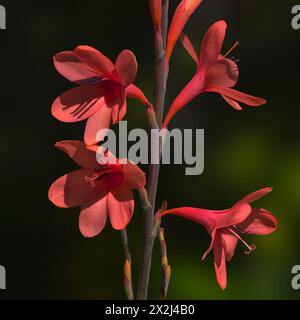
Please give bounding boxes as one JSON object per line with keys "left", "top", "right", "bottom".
{"left": 137, "top": 0, "right": 169, "bottom": 300}
{"left": 48, "top": 0, "right": 275, "bottom": 300}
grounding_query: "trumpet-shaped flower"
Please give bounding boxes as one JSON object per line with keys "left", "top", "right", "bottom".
{"left": 163, "top": 20, "right": 267, "bottom": 127}
{"left": 48, "top": 140, "right": 146, "bottom": 238}
{"left": 52, "top": 46, "right": 151, "bottom": 145}
{"left": 158, "top": 188, "right": 277, "bottom": 289}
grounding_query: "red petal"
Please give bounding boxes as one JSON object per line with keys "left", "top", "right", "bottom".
{"left": 115, "top": 50, "right": 138, "bottom": 87}
{"left": 107, "top": 186, "right": 134, "bottom": 230}
{"left": 203, "top": 227, "right": 238, "bottom": 263}
{"left": 111, "top": 103, "right": 120, "bottom": 125}
{"left": 206, "top": 86, "right": 267, "bottom": 107}
{"left": 236, "top": 187, "right": 273, "bottom": 205}
{"left": 163, "top": 74, "right": 205, "bottom": 128}
{"left": 122, "top": 161, "right": 146, "bottom": 189}
{"left": 237, "top": 208, "right": 278, "bottom": 235}
{"left": 118, "top": 99, "right": 127, "bottom": 122}
{"left": 202, "top": 229, "right": 216, "bottom": 260}
{"left": 74, "top": 45, "right": 115, "bottom": 78}
{"left": 105, "top": 87, "right": 126, "bottom": 126}
{"left": 84, "top": 104, "right": 112, "bottom": 146}
{"left": 52, "top": 85, "right": 106, "bottom": 123}
{"left": 53, "top": 51, "right": 100, "bottom": 84}
{"left": 48, "top": 169, "right": 111, "bottom": 208}
{"left": 55, "top": 140, "right": 101, "bottom": 170}
{"left": 220, "top": 229, "right": 238, "bottom": 261}
{"left": 126, "top": 84, "right": 151, "bottom": 107}
{"left": 180, "top": 33, "right": 198, "bottom": 64}
{"left": 213, "top": 232, "right": 227, "bottom": 290}
{"left": 221, "top": 95, "right": 243, "bottom": 110}
{"left": 216, "top": 204, "right": 252, "bottom": 229}
{"left": 198, "top": 21, "right": 227, "bottom": 69}
{"left": 204, "top": 58, "right": 239, "bottom": 88}
{"left": 79, "top": 195, "right": 108, "bottom": 238}
{"left": 166, "top": 0, "right": 203, "bottom": 63}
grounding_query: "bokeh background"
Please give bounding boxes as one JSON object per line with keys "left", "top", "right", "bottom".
{"left": 0, "top": 0, "right": 299, "bottom": 299}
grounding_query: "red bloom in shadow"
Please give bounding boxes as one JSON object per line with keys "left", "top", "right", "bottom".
{"left": 163, "top": 20, "right": 267, "bottom": 127}
{"left": 48, "top": 141, "right": 146, "bottom": 238}
{"left": 52, "top": 46, "right": 150, "bottom": 145}
{"left": 158, "top": 188, "right": 278, "bottom": 289}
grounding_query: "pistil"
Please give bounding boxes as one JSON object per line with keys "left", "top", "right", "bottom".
{"left": 227, "top": 226, "right": 256, "bottom": 255}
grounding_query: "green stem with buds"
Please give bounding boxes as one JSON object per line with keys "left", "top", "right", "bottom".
{"left": 137, "top": 0, "right": 169, "bottom": 300}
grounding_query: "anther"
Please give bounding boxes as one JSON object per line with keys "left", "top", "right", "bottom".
{"left": 244, "top": 244, "right": 256, "bottom": 255}
{"left": 85, "top": 173, "right": 99, "bottom": 188}
{"left": 224, "top": 41, "right": 240, "bottom": 58}
{"left": 227, "top": 227, "right": 256, "bottom": 255}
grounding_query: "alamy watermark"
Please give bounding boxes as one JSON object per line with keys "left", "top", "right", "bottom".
{"left": 291, "top": 265, "right": 300, "bottom": 290}
{"left": 0, "top": 265, "right": 5, "bottom": 290}
{"left": 292, "top": 5, "right": 300, "bottom": 30}
{"left": 96, "top": 121, "right": 204, "bottom": 176}
{"left": 0, "top": 5, "right": 6, "bottom": 30}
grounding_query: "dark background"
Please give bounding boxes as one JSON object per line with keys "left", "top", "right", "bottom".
{"left": 0, "top": 0, "right": 299, "bottom": 299}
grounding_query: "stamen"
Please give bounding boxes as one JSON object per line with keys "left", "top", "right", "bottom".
{"left": 227, "top": 227, "right": 256, "bottom": 255}
{"left": 84, "top": 166, "right": 119, "bottom": 188}
{"left": 85, "top": 173, "right": 99, "bottom": 188}
{"left": 244, "top": 244, "right": 256, "bottom": 255}
{"left": 232, "top": 58, "right": 240, "bottom": 64}
{"left": 224, "top": 41, "right": 240, "bottom": 58}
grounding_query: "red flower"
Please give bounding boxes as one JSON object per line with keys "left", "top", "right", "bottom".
{"left": 158, "top": 188, "right": 278, "bottom": 289}
{"left": 166, "top": 0, "right": 203, "bottom": 64}
{"left": 163, "top": 20, "right": 267, "bottom": 127}
{"left": 52, "top": 46, "right": 151, "bottom": 145}
{"left": 48, "top": 141, "right": 146, "bottom": 238}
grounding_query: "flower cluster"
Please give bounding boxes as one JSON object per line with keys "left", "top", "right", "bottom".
{"left": 49, "top": 0, "right": 277, "bottom": 298}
